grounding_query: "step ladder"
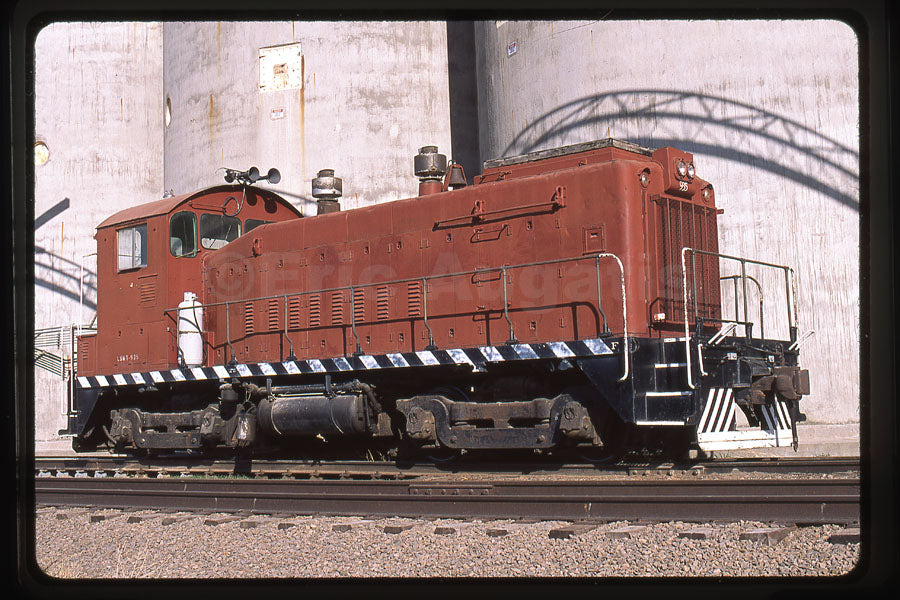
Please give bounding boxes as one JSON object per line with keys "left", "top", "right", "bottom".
{"left": 635, "top": 337, "right": 694, "bottom": 426}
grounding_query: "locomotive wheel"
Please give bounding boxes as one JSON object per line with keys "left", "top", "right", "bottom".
{"left": 71, "top": 422, "right": 110, "bottom": 453}
{"left": 424, "top": 448, "right": 463, "bottom": 463}
{"left": 427, "top": 385, "right": 471, "bottom": 404}
{"left": 579, "top": 404, "right": 629, "bottom": 464}
{"left": 658, "top": 429, "right": 694, "bottom": 461}
{"left": 398, "top": 385, "right": 470, "bottom": 461}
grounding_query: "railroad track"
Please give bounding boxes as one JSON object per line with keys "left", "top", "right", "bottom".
{"left": 34, "top": 456, "right": 859, "bottom": 524}
{"left": 34, "top": 455, "right": 860, "bottom": 479}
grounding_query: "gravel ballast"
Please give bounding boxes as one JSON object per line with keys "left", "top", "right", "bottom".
{"left": 34, "top": 509, "right": 860, "bottom": 579}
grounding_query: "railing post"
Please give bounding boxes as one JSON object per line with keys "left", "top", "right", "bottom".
{"left": 786, "top": 267, "right": 797, "bottom": 342}
{"left": 595, "top": 255, "right": 609, "bottom": 334}
{"left": 68, "top": 323, "right": 76, "bottom": 418}
{"left": 225, "top": 301, "right": 236, "bottom": 365}
{"left": 283, "top": 295, "right": 296, "bottom": 360}
{"left": 691, "top": 251, "right": 699, "bottom": 327}
{"left": 502, "top": 266, "right": 516, "bottom": 344}
{"left": 175, "top": 302, "right": 182, "bottom": 367}
{"left": 680, "top": 248, "right": 696, "bottom": 389}
{"left": 733, "top": 277, "right": 739, "bottom": 327}
{"left": 349, "top": 286, "right": 361, "bottom": 355}
{"left": 740, "top": 259, "right": 751, "bottom": 339}
{"left": 422, "top": 277, "right": 436, "bottom": 350}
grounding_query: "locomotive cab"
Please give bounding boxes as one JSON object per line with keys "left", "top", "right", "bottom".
{"left": 77, "top": 184, "right": 301, "bottom": 378}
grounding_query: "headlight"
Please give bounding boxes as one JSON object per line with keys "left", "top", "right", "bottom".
{"left": 676, "top": 159, "right": 687, "bottom": 177}
{"left": 687, "top": 163, "right": 695, "bottom": 179}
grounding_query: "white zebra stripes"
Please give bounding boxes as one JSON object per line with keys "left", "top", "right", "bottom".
{"left": 75, "top": 337, "right": 612, "bottom": 389}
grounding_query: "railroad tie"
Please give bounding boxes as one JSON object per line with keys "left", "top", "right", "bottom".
{"left": 383, "top": 522, "right": 417, "bottom": 534}
{"left": 240, "top": 519, "right": 268, "bottom": 529}
{"left": 602, "top": 525, "right": 647, "bottom": 540}
{"left": 433, "top": 522, "right": 480, "bottom": 536}
{"left": 332, "top": 520, "right": 370, "bottom": 532}
{"left": 90, "top": 512, "right": 123, "bottom": 524}
{"left": 485, "top": 521, "right": 532, "bottom": 537}
{"left": 549, "top": 522, "right": 604, "bottom": 539}
{"left": 55, "top": 509, "right": 90, "bottom": 520}
{"left": 739, "top": 525, "right": 798, "bottom": 546}
{"left": 161, "top": 515, "right": 197, "bottom": 526}
{"left": 126, "top": 514, "right": 162, "bottom": 524}
{"left": 827, "top": 527, "right": 860, "bottom": 545}
{"left": 677, "top": 527, "right": 716, "bottom": 540}
{"left": 204, "top": 515, "right": 243, "bottom": 527}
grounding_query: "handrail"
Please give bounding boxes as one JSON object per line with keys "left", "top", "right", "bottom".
{"left": 720, "top": 274, "right": 764, "bottom": 338}
{"left": 163, "top": 252, "right": 630, "bottom": 380}
{"left": 681, "top": 247, "right": 798, "bottom": 390}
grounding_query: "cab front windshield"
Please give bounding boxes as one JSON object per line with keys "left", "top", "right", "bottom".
{"left": 200, "top": 213, "right": 241, "bottom": 249}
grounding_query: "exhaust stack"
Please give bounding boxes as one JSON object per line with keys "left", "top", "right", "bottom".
{"left": 414, "top": 146, "right": 447, "bottom": 196}
{"left": 312, "top": 169, "right": 342, "bottom": 215}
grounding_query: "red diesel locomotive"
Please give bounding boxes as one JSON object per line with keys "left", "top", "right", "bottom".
{"left": 64, "top": 139, "right": 809, "bottom": 458}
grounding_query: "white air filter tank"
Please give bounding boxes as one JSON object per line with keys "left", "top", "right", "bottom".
{"left": 178, "top": 291, "right": 204, "bottom": 367}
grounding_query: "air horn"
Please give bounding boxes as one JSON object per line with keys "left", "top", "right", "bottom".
{"left": 222, "top": 166, "right": 281, "bottom": 186}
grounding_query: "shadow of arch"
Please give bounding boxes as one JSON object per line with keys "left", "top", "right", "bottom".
{"left": 500, "top": 89, "right": 858, "bottom": 210}
{"left": 34, "top": 198, "right": 99, "bottom": 311}
{"left": 35, "top": 278, "right": 97, "bottom": 311}
{"left": 34, "top": 246, "right": 97, "bottom": 312}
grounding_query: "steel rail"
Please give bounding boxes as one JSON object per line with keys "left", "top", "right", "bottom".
{"left": 35, "top": 473, "right": 859, "bottom": 524}
{"left": 34, "top": 456, "right": 860, "bottom": 478}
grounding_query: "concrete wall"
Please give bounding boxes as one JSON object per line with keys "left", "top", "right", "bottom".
{"left": 33, "top": 22, "right": 164, "bottom": 442}
{"left": 33, "top": 19, "right": 859, "bottom": 448}
{"left": 163, "top": 21, "right": 452, "bottom": 213}
{"left": 474, "top": 19, "right": 859, "bottom": 424}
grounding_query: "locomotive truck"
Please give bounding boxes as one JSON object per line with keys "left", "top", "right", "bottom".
{"left": 63, "top": 138, "right": 810, "bottom": 459}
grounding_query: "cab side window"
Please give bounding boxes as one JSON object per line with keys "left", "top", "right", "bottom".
{"left": 245, "top": 218, "right": 272, "bottom": 233}
{"left": 117, "top": 223, "right": 147, "bottom": 271}
{"left": 200, "top": 213, "right": 241, "bottom": 250}
{"left": 170, "top": 211, "right": 198, "bottom": 257}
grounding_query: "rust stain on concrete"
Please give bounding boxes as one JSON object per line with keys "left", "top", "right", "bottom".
{"left": 299, "top": 55, "right": 306, "bottom": 179}
{"left": 208, "top": 93, "right": 217, "bottom": 167}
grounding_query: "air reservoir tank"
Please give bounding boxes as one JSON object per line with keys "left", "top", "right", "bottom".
{"left": 178, "top": 291, "right": 204, "bottom": 367}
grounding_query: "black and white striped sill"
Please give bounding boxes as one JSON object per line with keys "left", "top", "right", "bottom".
{"left": 75, "top": 338, "right": 613, "bottom": 389}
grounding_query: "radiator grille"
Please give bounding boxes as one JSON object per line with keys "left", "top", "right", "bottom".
{"left": 331, "top": 291, "right": 345, "bottom": 325}
{"left": 376, "top": 286, "right": 390, "bottom": 321}
{"left": 244, "top": 302, "right": 255, "bottom": 335}
{"left": 287, "top": 296, "right": 303, "bottom": 330}
{"left": 407, "top": 281, "right": 423, "bottom": 318}
{"left": 654, "top": 196, "right": 720, "bottom": 323}
{"left": 309, "top": 295, "right": 321, "bottom": 328}
{"left": 267, "top": 298, "right": 280, "bottom": 332}
{"left": 353, "top": 288, "right": 366, "bottom": 324}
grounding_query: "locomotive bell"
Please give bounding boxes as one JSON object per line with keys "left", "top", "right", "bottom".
{"left": 312, "top": 169, "right": 342, "bottom": 215}
{"left": 447, "top": 163, "right": 468, "bottom": 189}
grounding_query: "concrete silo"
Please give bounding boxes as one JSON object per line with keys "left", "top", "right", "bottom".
{"left": 33, "top": 22, "right": 164, "bottom": 443}
{"left": 473, "top": 19, "right": 860, "bottom": 427}
{"left": 162, "top": 21, "right": 453, "bottom": 213}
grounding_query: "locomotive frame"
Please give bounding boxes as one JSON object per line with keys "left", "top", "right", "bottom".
{"left": 62, "top": 138, "right": 811, "bottom": 458}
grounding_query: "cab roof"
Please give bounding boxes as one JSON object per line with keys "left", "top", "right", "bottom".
{"left": 96, "top": 184, "right": 302, "bottom": 230}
